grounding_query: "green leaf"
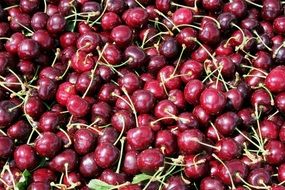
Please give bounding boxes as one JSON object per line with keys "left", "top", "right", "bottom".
{"left": 66, "top": 20, "right": 76, "bottom": 32}
{"left": 132, "top": 173, "right": 152, "bottom": 184}
{"left": 87, "top": 179, "right": 113, "bottom": 190}
{"left": 16, "top": 170, "right": 31, "bottom": 190}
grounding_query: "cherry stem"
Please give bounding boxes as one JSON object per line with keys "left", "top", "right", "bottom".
{"left": 236, "top": 174, "right": 269, "bottom": 189}
{"left": 134, "top": 0, "right": 146, "bottom": 9}
{"left": 171, "top": 1, "right": 198, "bottom": 11}
{"left": 114, "top": 119, "right": 125, "bottom": 146}
{"left": 210, "top": 122, "right": 221, "bottom": 141}
{"left": 0, "top": 37, "right": 10, "bottom": 40}
{"left": 240, "top": 64, "right": 268, "bottom": 76}
{"left": 191, "top": 138, "right": 220, "bottom": 151}
{"left": 253, "top": 31, "right": 272, "bottom": 51}
{"left": 193, "top": 15, "right": 221, "bottom": 29}
{"left": 154, "top": 9, "right": 181, "bottom": 32}
{"left": 149, "top": 19, "right": 174, "bottom": 36}
{"left": 231, "top": 23, "right": 246, "bottom": 50}
{"left": 245, "top": 0, "right": 263, "bottom": 8}
{"left": 202, "top": 66, "right": 221, "bottom": 83}
{"left": 57, "top": 61, "right": 71, "bottom": 80}
{"left": 268, "top": 110, "right": 279, "bottom": 120}
{"left": 5, "top": 164, "right": 17, "bottom": 190}
{"left": 257, "top": 83, "right": 274, "bottom": 106}
{"left": 175, "top": 24, "right": 202, "bottom": 30}
{"left": 3, "top": 5, "right": 19, "bottom": 10}
{"left": 171, "top": 44, "right": 186, "bottom": 77}
{"left": 13, "top": 19, "right": 34, "bottom": 34}
{"left": 142, "top": 167, "right": 164, "bottom": 190}
{"left": 235, "top": 128, "right": 262, "bottom": 150}
{"left": 116, "top": 137, "right": 126, "bottom": 173}
{"left": 65, "top": 11, "right": 100, "bottom": 19}
{"left": 59, "top": 128, "right": 72, "bottom": 148}
{"left": 121, "top": 87, "right": 139, "bottom": 128}
{"left": 273, "top": 41, "right": 285, "bottom": 58}
{"left": 51, "top": 48, "right": 61, "bottom": 67}
{"left": 212, "top": 153, "right": 236, "bottom": 190}
{"left": 194, "top": 38, "right": 216, "bottom": 62}
{"left": 90, "top": 0, "right": 108, "bottom": 26}
{"left": 142, "top": 31, "right": 170, "bottom": 48}
{"left": 254, "top": 103, "right": 265, "bottom": 150}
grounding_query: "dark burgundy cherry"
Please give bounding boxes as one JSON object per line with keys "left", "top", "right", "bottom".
{"left": 0, "top": 136, "right": 13, "bottom": 158}
{"left": 111, "top": 110, "right": 135, "bottom": 132}
{"left": 178, "top": 129, "right": 205, "bottom": 154}
{"left": 159, "top": 37, "right": 178, "bottom": 58}
{"left": 260, "top": 119, "right": 279, "bottom": 139}
{"left": 184, "top": 154, "right": 208, "bottom": 179}
{"left": 155, "top": 130, "right": 177, "bottom": 156}
{"left": 75, "top": 71, "right": 101, "bottom": 95}
{"left": 251, "top": 89, "right": 272, "bottom": 113}
{"left": 252, "top": 51, "right": 272, "bottom": 70}
{"left": 9, "top": 13, "right": 31, "bottom": 32}
{"left": 192, "top": 105, "right": 211, "bottom": 126}
{"left": 20, "top": 0, "right": 39, "bottom": 13}
{"left": 215, "top": 138, "right": 241, "bottom": 161}
{"left": 111, "top": 25, "right": 133, "bottom": 47}
{"left": 168, "top": 89, "right": 186, "bottom": 109}
{"left": 199, "top": 22, "right": 220, "bottom": 45}
{"left": 200, "top": 177, "right": 225, "bottom": 190}
{"left": 247, "top": 168, "right": 271, "bottom": 187}
{"left": 99, "top": 169, "right": 126, "bottom": 186}
{"left": 138, "top": 114, "right": 161, "bottom": 131}
{"left": 37, "top": 77, "right": 57, "bottom": 101}
{"left": 31, "top": 12, "right": 48, "bottom": 31}
{"left": 144, "top": 80, "right": 167, "bottom": 100}
{"left": 98, "top": 83, "right": 121, "bottom": 103}
{"left": 223, "top": 0, "right": 247, "bottom": 18}
{"left": 47, "top": 13, "right": 66, "bottom": 33}
{"left": 127, "top": 126, "right": 154, "bottom": 150}
{"left": 97, "top": 127, "right": 119, "bottom": 144}
{"left": 49, "top": 149, "right": 78, "bottom": 172}
{"left": 35, "top": 132, "right": 62, "bottom": 158}
{"left": 14, "top": 144, "right": 38, "bottom": 170}
{"left": 179, "top": 60, "right": 203, "bottom": 83}
{"left": 172, "top": 8, "right": 193, "bottom": 25}
{"left": 265, "top": 140, "right": 285, "bottom": 165}
{"left": 147, "top": 55, "right": 166, "bottom": 74}
{"left": 217, "top": 12, "right": 236, "bottom": 31}
{"left": 154, "top": 99, "right": 178, "bottom": 125}
{"left": 59, "top": 32, "right": 78, "bottom": 48}
{"left": 137, "top": 148, "right": 164, "bottom": 174}
{"left": 79, "top": 153, "right": 100, "bottom": 178}
{"left": 24, "top": 95, "right": 44, "bottom": 119}
{"left": 67, "top": 95, "right": 90, "bottom": 117}
{"left": 131, "top": 90, "right": 154, "bottom": 114}
{"left": 70, "top": 51, "right": 95, "bottom": 73}
{"left": 214, "top": 112, "right": 241, "bottom": 136}
{"left": 0, "top": 100, "right": 19, "bottom": 127}
{"left": 184, "top": 79, "right": 204, "bottom": 105}
{"left": 218, "top": 159, "right": 248, "bottom": 185}
{"left": 73, "top": 128, "right": 96, "bottom": 155}
{"left": 157, "top": 65, "right": 182, "bottom": 90}
{"left": 262, "top": 0, "right": 281, "bottom": 21}
{"left": 102, "top": 43, "right": 122, "bottom": 65}
{"left": 124, "top": 45, "right": 148, "bottom": 68}
{"left": 119, "top": 72, "right": 142, "bottom": 94}
{"left": 265, "top": 66, "right": 285, "bottom": 93}
{"left": 38, "top": 111, "right": 60, "bottom": 132}
{"left": 91, "top": 101, "right": 112, "bottom": 125}
{"left": 27, "top": 182, "right": 50, "bottom": 190}
{"left": 275, "top": 92, "right": 285, "bottom": 113}
{"left": 76, "top": 32, "right": 101, "bottom": 53}
{"left": 32, "top": 168, "right": 56, "bottom": 183}
{"left": 17, "top": 39, "right": 39, "bottom": 60}
{"left": 225, "top": 88, "right": 243, "bottom": 111}
{"left": 200, "top": 88, "right": 226, "bottom": 115}
{"left": 46, "top": 4, "right": 59, "bottom": 16}
{"left": 177, "top": 112, "right": 199, "bottom": 131}
{"left": 122, "top": 151, "right": 139, "bottom": 175}
{"left": 7, "top": 120, "right": 31, "bottom": 140}
{"left": 176, "top": 27, "right": 197, "bottom": 49}
{"left": 123, "top": 7, "right": 148, "bottom": 28}
{"left": 101, "top": 12, "right": 122, "bottom": 31}
{"left": 94, "top": 143, "right": 119, "bottom": 168}
{"left": 278, "top": 163, "right": 285, "bottom": 183}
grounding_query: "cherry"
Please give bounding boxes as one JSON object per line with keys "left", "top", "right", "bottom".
{"left": 99, "top": 169, "right": 126, "bottom": 185}
{"left": 250, "top": 89, "right": 273, "bottom": 113}
{"left": 265, "top": 66, "right": 285, "bottom": 93}
{"left": 27, "top": 182, "right": 50, "bottom": 190}
{"left": 159, "top": 36, "right": 179, "bottom": 58}
{"left": 172, "top": 8, "right": 193, "bottom": 25}
{"left": 102, "top": 43, "right": 122, "bottom": 65}
{"left": 247, "top": 168, "right": 271, "bottom": 187}
{"left": 17, "top": 39, "right": 40, "bottom": 60}
{"left": 214, "top": 112, "right": 241, "bottom": 136}
{"left": 7, "top": 120, "right": 32, "bottom": 140}
{"left": 0, "top": 100, "right": 19, "bottom": 127}
{"left": 67, "top": 95, "right": 90, "bottom": 117}
{"left": 131, "top": 90, "right": 154, "bottom": 114}
{"left": 76, "top": 32, "right": 101, "bottom": 53}
{"left": 262, "top": 0, "right": 281, "bottom": 21}
{"left": 111, "top": 25, "right": 133, "bottom": 47}
{"left": 32, "top": 168, "right": 56, "bottom": 183}
{"left": 265, "top": 140, "right": 285, "bottom": 165}
{"left": 91, "top": 101, "right": 112, "bottom": 126}
{"left": 260, "top": 119, "right": 279, "bottom": 140}
{"left": 273, "top": 16, "right": 285, "bottom": 34}
{"left": 136, "top": 148, "right": 164, "bottom": 174}
{"left": 123, "top": 7, "right": 149, "bottom": 28}
{"left": 122, "top": 150, "right": 139, "bottom": 175}
{"left": 157, "top": 65, "right": 182, "bottom": 90}
{"left": 200, "top": 88, "right": 226, "bottom": 115}
{"left": 75, "top": 71, "right": 101, "bottom": 95}
{"left": 94, "top": 143, "right": 119, "bottom": 168}
{"left": 47, "top": 14, "right": 66, "bottom": 34}
{"left": 184, "top": 154, "right": 209, "bottom": 179}
{"left": 124, "top": 45, "right": 148, "bottom": 68}
{"left": 35, "top": 132, "right": 62, "bottom": 158}
{"left": 14, "top": 144, "right": 38, "bottom": 170}
{"left": 199, "top": 22, "right": 220, "bottom": 45}
{"left": 0, "top": 136, "right": 13, "bottom": 159}
{"left": 49, "top": 149, "right": 78, "bottom": 172}
{"left": 111, "top": 109, "right": 135, "bottom": 132}
{"left": 218, "top": 159, "right": 248, "bottom": 185}
{"left": 178, "top": 129, "right": 205, "bottom": 154}
{"left": 79, "top": 153, "right": 100, "bottom": 178}
{"left": 154, "top": 99, "right": 178, "bottom": 125}
{"left": 73, "top": 128, "right": 97, "bottom": 155}
{"left": 98, "top": 83, "right": 121, "bottom": 103}
{"left": 193, "top": 105, "right": 211, "bottom": 126}
{"left": 144, "top": 80, "right": 167, "bottom": 99}
{"left": 127, "top": 126, "right": 154, "bottom": 151}
{"left": 223, "top": 0, "right": 247, "bottom": 18}
{"left": 200, "top": 177, "right": 225, "bottom": 190}
{"left": 70, "top": 51, "right": 96, "bottom": 73}
{"left": 31, "top": 12, "right": 48, "bottom": 31}
{"left": 215, "top": 138, "right": 241, "bottom": 161}
{"left": 138, "top": 114, "right": 161, "bottom": 131}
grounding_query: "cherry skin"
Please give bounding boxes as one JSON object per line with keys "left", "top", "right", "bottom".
{"left": 136, "top": 148, "right": 164, "bottom": 174}
{"left": 159, "top": 37, "right": 178, "bottom": 58}
{"left": 184, "top": 154, "right": 209, "bottom": 179}
{"left": 262, "top": 0, "right": 281, "bottom": 21}
{"left": 73, "top": 128, "right": 97, "bottom": 155}
{"left": 32, "top": 168, "right": 56, "bottom": 183}
{"left": 7, "top": 120, "right": 32, "bottom": 140}
{"left": 79, "top": 153, "right": 100, "bottom": 178}
{"left": 49, "top": 149, "right": 78, "bottom": 172}
{"left": 265, "top": 66, "right": 285, "bottom": 93}
{"left": 127, "top": 126, "right": 154, "bottom": 151}
{"left": 67, "top": 95, "right": 90, "bottom": 117}
{"left": 14, "top": 144, "right": 38, "bottom": 170}
{"left": 122, "top": 150, "right": 139, "bottom": 175}
{"left": 111, "top": 25, "right": 133, "bottom": 47}
{"left": 214, "top": 112, "right": 241, "bottom": 136}
{"left": 131, "top": 90, "right": 155, "bottom": 114}
{"left": 0, "top": 136, "right": 13, "bottom": 159}
{"left": 47, "top": 13, "right": 66, "bottom": 34}
{"left": 91, "top": 101, "right": 112, "bottom": 126}
{"left": 0, "top": 100, "right": 19, "bottom": 127}
{"left": 215, "top": 138, "right": 241, "bottom": 161}
{"left": 200, "top": 177, "right": 225, "bottom": 190}
{"left": 154, "top": 99, "right": 178, "bottom": 125}
{"left": 178, "top": 129, "right": 205, "bottom": 155}
{"left": 94, "top": 143, "right": 119, "bottom": 168}
{"left": 76, "top": 32, "right": 101, "bottom": 53}
{"left": 111, "top": 110, "right": 135, "bottom": 132}
{"left": 34, "top": 132, "right": 62, "bottom": 159}
{"left": 99, "top": 169, "right": 126, "bottom": 185}
{"left": 17, "top": 39, "right": 39, "bottom": 60}
{"left": 247, "top": 168, "right": 271, "bottom": 187}
{"left": 275, "top": 92, "right": 285, "bottom": 113}
{"left": 102, "top": 44, "right": 122, "bottom": 65}
{"left": 265, "top": 140, "right": 285, "bottom": 165}
{"left": 123, "top": 7, "right": 149, "bottom": 28}
{"left": 172, "top": 8, "right": 193, "bottom": 25}
{"left": 124, "top": 45, "right": 148, "bottom": 68}
{"left": 200, "top": 88, "right": 226, "bottom": 115}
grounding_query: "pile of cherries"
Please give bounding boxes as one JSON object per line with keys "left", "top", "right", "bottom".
{"left": 2, "top": 0, "right": 285, "bottom": 189}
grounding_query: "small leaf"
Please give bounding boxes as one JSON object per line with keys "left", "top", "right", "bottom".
{"left": 66, "top": 20, "right": 76, "bottom": 32}
{"left": 132, "top": 173, "right": 152, "bottom": 184}
{"left": 87, "top": 179, "right": 113, "bottom": 190}
{"left": 16, "top": 170, "right": 31, "bottom": 190}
